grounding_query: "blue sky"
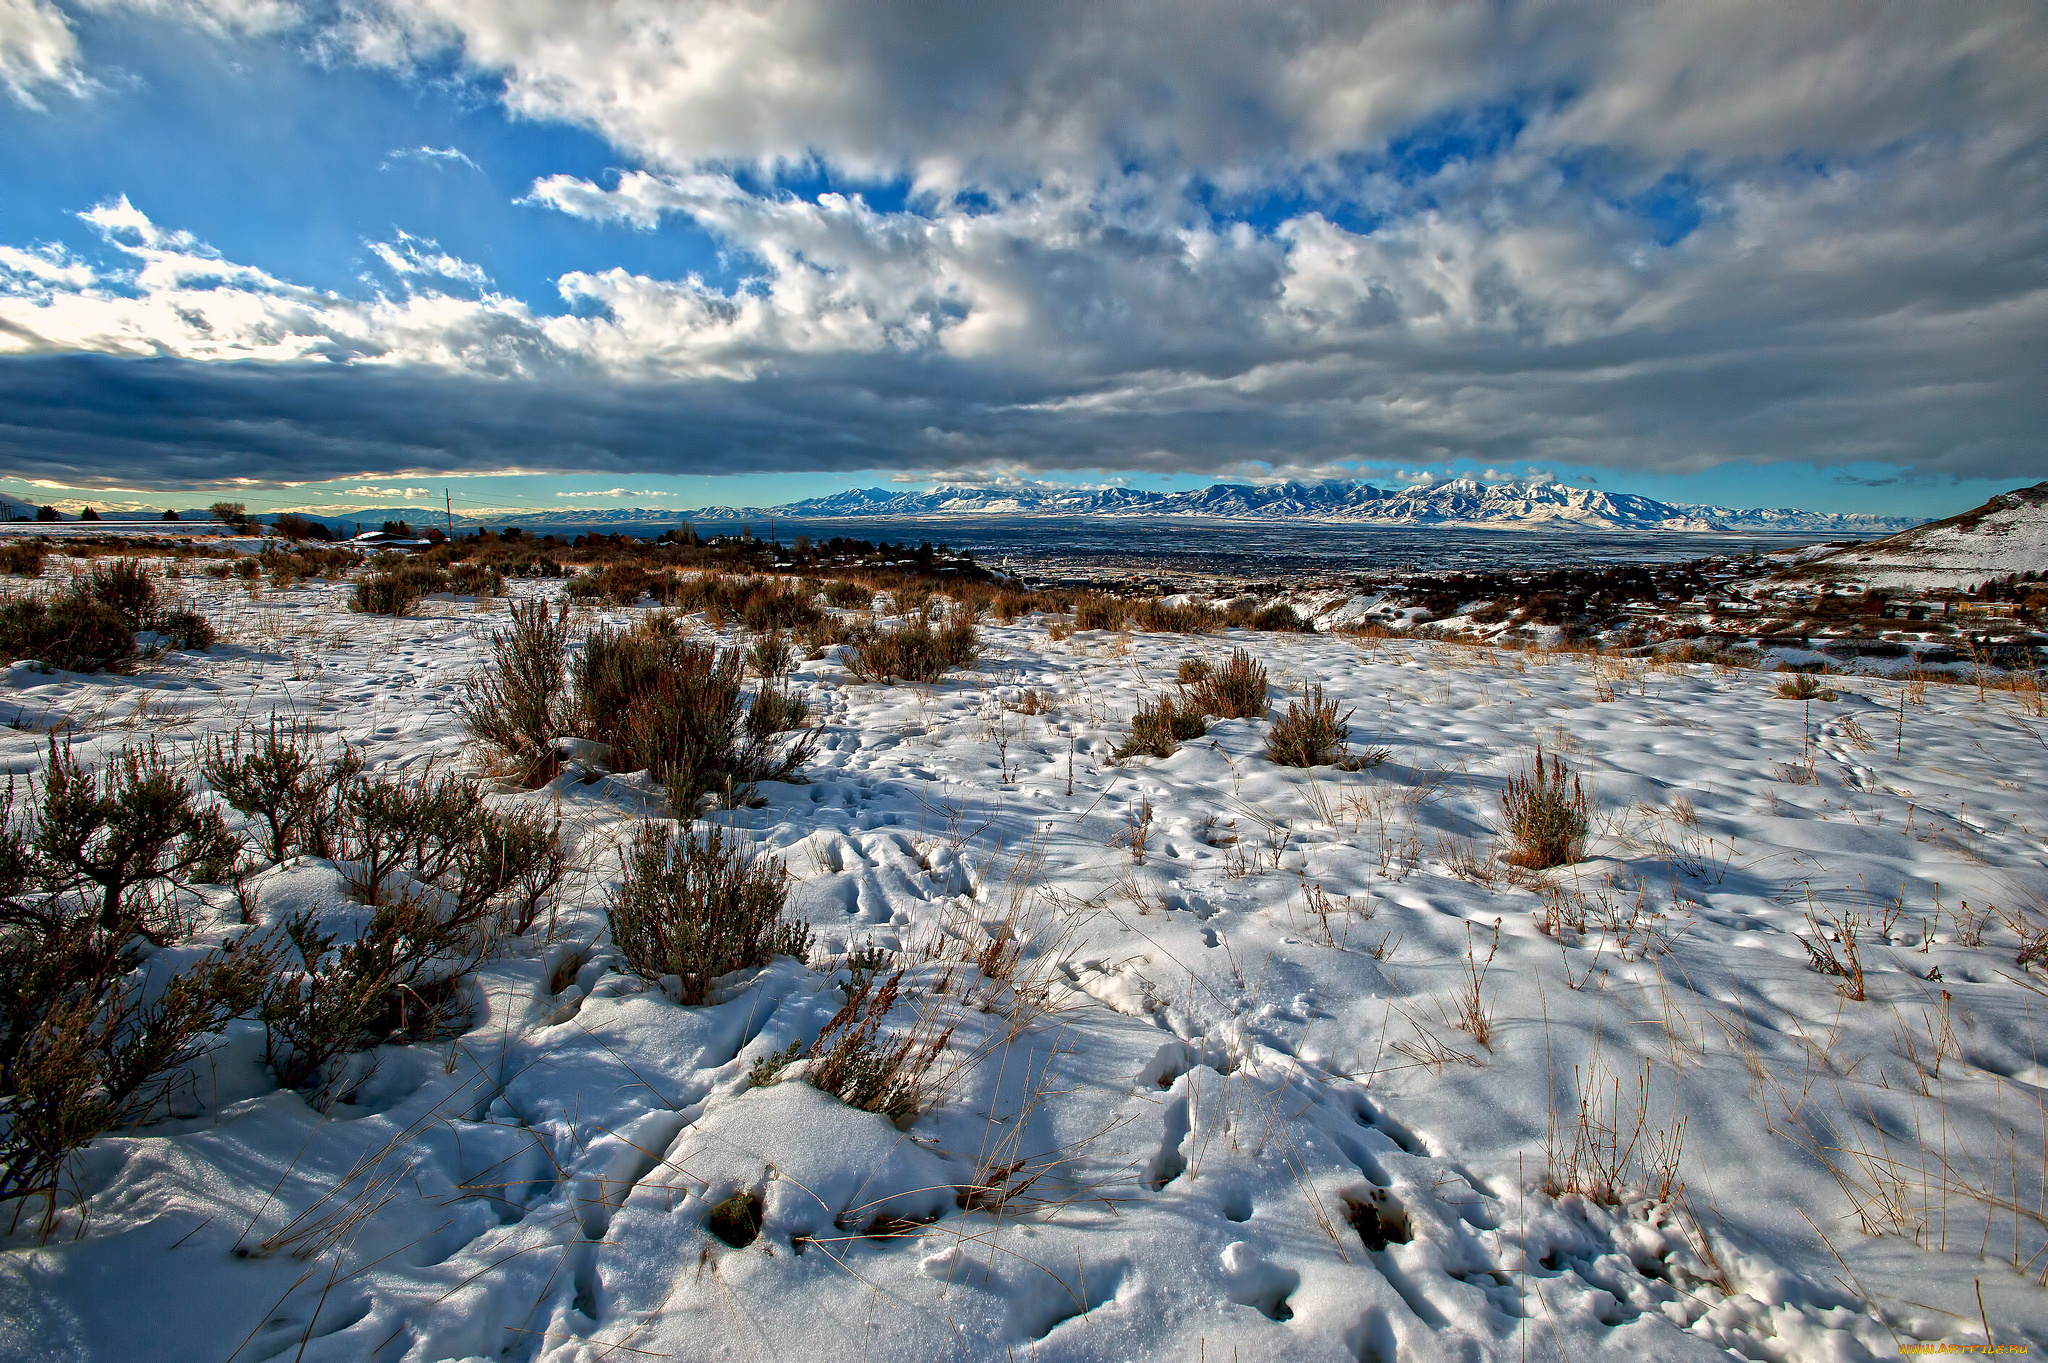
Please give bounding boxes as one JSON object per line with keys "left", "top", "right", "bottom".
{"left": 0, "top": 2, "right": 2042, "bottom": 522}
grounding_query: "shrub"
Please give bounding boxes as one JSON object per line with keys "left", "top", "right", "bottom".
{"left": 258, "top": 903, "right": 461, "bottom": 1105}
{"left": 1073, "top": 595, "right": 1128, "bottom": 631}
{"left": 577, "top": 626, "right": 816, "bottom": 813}
{"left": 823, "top": 580, "right": 874, "bottom": 610}
{"left": 0, "top": 742, "right": 269, "bottom": 1217}
{"left": 153, "top": 609, "right": 215, "bottom": 651}
{"left": 204, "top": 717, "right": 327, "bottom": 865}
{"left": 1177, "top": 656, "right": 1212, "bottom": 684}
{"left": 0, "top": 543, "right": 45, "bottom": 578}
{"left": 85, "top": 560, "right": 157, "bottom": 630}
{"left": 257, "top": 776, "right": 561, "bottom": 1105}
{"left": 1247, "top": 603, "right": 1311, "bottom": 632}
{"left": 746, "top": 629, "right": 794, "bottom": 678}
{"left": 0, "top": 589, "right": 135, "bottom": 672}
{"left": 34, "top": 738, "right": 242, "bottom": 933}
{"left": 742, "top": 588, "right": 822, "bottom": 632}
{"left": 1131, "top": 599, "right": 1221, "bottom": 634}
{"left": 1776, "top": 671, "right": 1834, "bottom": 700}
{"left": 606, "top": 821, "right": 808, "bottom": 1005}
{"left": 565, "top": 561, "right": 667, "bottom": 606}
{"left": 796, "top": 617, "right": 858, "bottom": 659}
{"left": 458, "top": 599, "right": 573, "bottom": 786}
{"left": 446, "top": 561, "right": 505, "bottom": 597}
{"left": 1, "top": 931, "right": 276, "bottom": 1218}
{"left": 1498, "top": 749, "right": 1590, "bottom": 870}
{"left": 1114, "top": 695, "right": 1207, "bottom": 760}
{"left": 1266, "top": 684, "right": 1354, "bottom": 767}
{"left": 350, "top": 565, "right": 447, "bottom": 616}
{"left": 746, "top": 685, "right": 809, "bottom": 739}
{"left": 807, "top": 968, "right": 952, "bottom": 1124}
{"left": 1183, "top": 648, "right": 1268, "bottom": 719}
{"left": 842, "top": 618, "right": 978, "bottom": 684}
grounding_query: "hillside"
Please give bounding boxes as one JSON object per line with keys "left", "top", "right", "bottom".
{"left": 1795, "top": 479, "right": 2048, "bottom": 589}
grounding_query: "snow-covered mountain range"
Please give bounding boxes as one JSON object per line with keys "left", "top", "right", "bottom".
{"left": 697, "top": 479, "right": 1920, "bottom": 534}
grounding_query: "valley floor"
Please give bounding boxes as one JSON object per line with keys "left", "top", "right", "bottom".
{"left": 2, "top": 572, "right": 2046, "bottom": 1362}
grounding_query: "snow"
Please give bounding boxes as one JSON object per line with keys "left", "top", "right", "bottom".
{"left": 2, "top": 570, "right": 2046, "bottom": 1360}
{"left": 1801, "top": 482, "right": 2048, "bottom": 590}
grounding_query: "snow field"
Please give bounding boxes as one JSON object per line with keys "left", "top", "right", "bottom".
{"left": 0, "top": 567, "right": 2044, "bottom": 1361}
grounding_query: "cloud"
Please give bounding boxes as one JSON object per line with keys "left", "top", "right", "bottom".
{"left": 554, "top": 487, "right": 665, "bottom": 498}
{"left": 344, "top": 484, "right": 433, "bottom": 499}
{"left": 333, "top": 1, "right": 2046, "bottom": 192}
{"left": 381, "top": 144, "right": 481, "bottom": 172}
{"left": 0, "top": 0, "right": 84, "bottom": 106}
{"left": 0, "top": 5, "right": 2044, "bottom": 497}
{"left": 83, "top": 0, "right": 300, "bottom": 37}
{"left": 368, "top": 232, "right": 490, "bottom": 287}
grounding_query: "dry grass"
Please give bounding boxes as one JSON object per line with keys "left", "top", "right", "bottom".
{"left": 1452, "top": 918, "right": 1500, "bottom": 1046}
{"left": 1544, "top": 1054, "right": 1687, "bottom": 1206}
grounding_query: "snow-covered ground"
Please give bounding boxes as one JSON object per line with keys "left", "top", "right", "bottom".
{"left": 2, "top": 569, "right": 2046, "bottom": 1362}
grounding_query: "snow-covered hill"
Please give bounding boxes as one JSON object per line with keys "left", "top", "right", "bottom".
{"left": 1796, "top": 479, "right": 2048, "bottom": 589}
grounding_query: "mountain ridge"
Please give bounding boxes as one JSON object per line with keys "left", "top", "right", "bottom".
{"left": 700, "top": 479, "right": 1921, "bottom": 534}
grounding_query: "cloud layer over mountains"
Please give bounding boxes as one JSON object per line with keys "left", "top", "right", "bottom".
{"left": 0, "top": 1, "right": 2043, "bottom": 492}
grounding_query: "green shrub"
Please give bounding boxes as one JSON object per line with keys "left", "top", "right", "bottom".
{"left": 259, "top": 772, "right": 561, "bottom": 1105}
{"left": 204, "top": 716, "right": 328, "bottom": 865}
{"left": 1498, "top": 749, "right": 1590, "bottom": 870}
{"left": 458, "top": 599, "right": 573, "bottom": 786}
{"left": 0, "top": 742, "right": 269, "bottom": 1216}
{"left": 446, "top": 561, "right": 505, "bottom": 597}
{"left": 1131, "top": 600, "right": 1221, "bottom": 633}
{"left": 1265, "top": 684, "right": 1353, "bottom": 767}
{"left": 606, "top": 821, "right": 808, "bottom": 1005}
{"left": 741, "top": 588, "right": 822, "bottom": 632}
{"left": 85, "top": 560, "right": 157, "bottom": 630}
{"left": 154, "top": 609, "right": 214, "bottom": 651}
{"left": 564, "top": 561, "right": 669, "bottom": 606}
{"left": 1183, "top": 648, "right": 1268, "bottom": 719}
{"left": 842, "top": 618, "right": 978, "bottom": 684}
{"left": 1775, "top": 670, "right": 1834, "bottom": 700}
{"left": 577, "top": 625, "right": 816, "bottom": 813}
{"left": 745, "top": 629, "right": 794, "bottom": 678}
{"left": 1114, "top": 695, "right": 1207, "bottom": 760}
{"left": 1248, "top": 603, "right": 1311, "bottom": 632}
{"left": 350, "top": 565, "right": 447, "bottom": 616}
{"left": 746, "top": 685, "right": 809, "bottom": 739}
{"left": 0, "top": 589, "right": 135, "bottom": 672}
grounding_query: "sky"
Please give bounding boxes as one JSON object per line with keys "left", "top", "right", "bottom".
{"left": 0, "top": 1, "right": 2043, "bottom": 522}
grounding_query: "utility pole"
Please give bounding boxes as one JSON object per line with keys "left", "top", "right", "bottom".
{"left": 445, "top": 487, "right": 454, "bottom": 539}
